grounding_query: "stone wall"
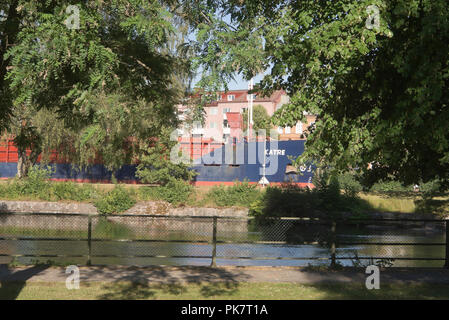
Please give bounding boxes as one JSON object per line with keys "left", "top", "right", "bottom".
{"left": 0, "top": 200, "right": 249, "bottom": 217}
{"left": 0, "top": 200, "right": 96, "bottom": 214}
{"left": 0, "top": 200, "right": 249, "bottom": 234}
{"left": 123, "top": 201, "right": 248, "bottom": 217}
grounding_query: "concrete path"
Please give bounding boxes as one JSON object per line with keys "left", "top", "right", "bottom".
{"left": 1, "top": 265, "right": 449, "bottom": 284}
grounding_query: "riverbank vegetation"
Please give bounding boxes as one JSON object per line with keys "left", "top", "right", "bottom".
{"left": 1, "top": 167, "right": 448, "bottom": 217}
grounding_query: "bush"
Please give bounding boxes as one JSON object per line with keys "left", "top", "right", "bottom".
{"left": 419, "top": 179, "right": 442, "bottom": 199}
{"left": 1, "top": 166, "right": 52, "bottom": 200}
{"left": 338, "top": 173, "right": 363, "bottom": 198}
{"left": 52, "top": 182, "right": 98, "bottom": 201}
{"left": 250, "top": 184, "right": 320, "bottom": 217}
{"left": 94, "top": 185, "right": 136, "bottom": 215}
{"left": 370, "top": 180, "right": 409, "bottom": 193}
{"left": 249, "top": 178, "right": 373, "bottom": 218}
{"left": 139, "top": 179, "right": 193, "bottom": 205}
{"left": 207, "top": 180, "right": 261, "bottom": 207}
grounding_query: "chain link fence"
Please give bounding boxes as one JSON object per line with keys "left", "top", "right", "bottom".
{"left": 0, "top": 213, "right": 447, "bottom": 268}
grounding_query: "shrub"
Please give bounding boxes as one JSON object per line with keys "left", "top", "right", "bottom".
{"left": 249, "top": 179, "right": 373, "bottom": 217}
{"left": 52, "top": 182, "right": 98, "bottom": 202}
{"left": 94, "top": 185, "right": 136, "bottom": 215}
{"left": 370, "top": 180, "right": 409, "bottom": 193}
{"left": 139, "top": 179, "right": 193, "bottom": 205}
{"left": 250, "top": 184, "right": 320, "bottom": 217}
{"left": 2, "top": 166, "right": 52, "bottom": 200}
{"left": 419, "top": 179, "right": 442, "bottom": 199}
{"left": 207, "top": 180, "right": 261, "bottom": 207}
{"left": 338, "top": 173, "right": 363, "bottom": 198}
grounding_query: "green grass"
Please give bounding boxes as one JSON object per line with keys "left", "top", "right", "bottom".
{"left": 1, "top": 173, "right": 448, "bottom": 216}
{"left": 359, "top": 192, "right": 449, "bottom": 216}
{"left": 359, "top": 193, "right": 418, "bottom": 213}
{"left": 1, "top": 281, "right": 448, "bottom": 300}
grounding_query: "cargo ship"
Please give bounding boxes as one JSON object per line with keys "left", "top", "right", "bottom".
{"left": 0, "top": 137, "right": 314, "bottom": 187}
{"left": 0, "top": 85, "right": 316, "bottom": 186}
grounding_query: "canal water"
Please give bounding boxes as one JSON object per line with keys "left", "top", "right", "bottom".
{"left": 0, "top": 217, "right": 446, "bottom": 267}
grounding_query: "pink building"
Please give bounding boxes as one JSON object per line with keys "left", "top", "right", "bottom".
{"left": 178, "top": 89, "right": 291, "bottom": 142}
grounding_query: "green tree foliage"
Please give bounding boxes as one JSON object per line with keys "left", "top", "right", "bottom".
{"left": 94, "top": 185, "right": 136, "bottom": 215}
{"left": 1, "top": 1, "right": 192, "bottom": 178}
{"left": 2, "top": 106, "right": 72, "bottom": 177}
{"left": 139, "top": 179, "right": 193, "bottom": 205}
{"left": 242, "top": 104, "right": 272, "bottom": 133}
{"left": 206, "top": 180, "right": 261, "bottom": 207}
{"left": 136, "top": 127, "right": 196, "bottom": 185}
{"left": 190, "top": 0, "right": 449, "bottom": 190}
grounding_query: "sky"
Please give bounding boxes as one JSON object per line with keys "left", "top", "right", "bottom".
{"left": 225, "top": 73, "right": 266, "bottom": 90}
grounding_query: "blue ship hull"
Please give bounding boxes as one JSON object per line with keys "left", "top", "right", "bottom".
{"left": 0, "top": 140, "right": 313, "bottom": 186}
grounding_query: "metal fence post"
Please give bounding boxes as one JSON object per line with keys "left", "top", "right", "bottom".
{"left": 210, "top": 217, "right": 217, "bottom": 267}
{"left": 445, "top": 220, "right": 449, "bottom": 269}
{"left": 330, "top": 220, "right": 337, "bottom": 268}
{"left": 87, "top": 215, "right": 92, "bottom": 266}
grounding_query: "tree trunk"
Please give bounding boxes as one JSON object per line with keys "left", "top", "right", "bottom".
{"left": 16, "top": 145, "right": 40, "bottom": 178}
{"left": 17, "top": 148, "right": 27, "bottom": 179}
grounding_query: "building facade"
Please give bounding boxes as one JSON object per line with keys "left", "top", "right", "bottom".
{"left": 178, "top": 89, "right": 316, "bottom": 142}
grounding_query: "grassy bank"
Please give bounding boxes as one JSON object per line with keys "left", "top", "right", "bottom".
{"left": 1, "top": 281, "right": 448, "bottom": 300}
{"left": 1, "top": 167, "right": 448, "bottom": 216}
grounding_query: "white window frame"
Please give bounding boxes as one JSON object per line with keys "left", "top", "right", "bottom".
{"left": 277, "top": 126, "right": 283, "bottom": 134}
{"left": 227, "top": 95, "right": 235, "bottom": 101}
{"left": 296, "top": 122, "right": 303, "bottom": 134}
{"left": 209, "top": 107, "right": 218, "bottom": 115}
{"left": 194, "top": 122, "right": 202, "bottom": 129}
{"left": 285, "top": 126, "right": 291, "bottom": 134}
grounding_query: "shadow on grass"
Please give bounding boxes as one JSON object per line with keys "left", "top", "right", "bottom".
{"left": 0, "top": 264, "right": 49, "bottom": 300}
{"left": 309, "top": 282, "right": 449, "bottom": 300}
{"left": 414, "top": 198, "right": 449, "bottom": 216}
{"left": 79, "top": 266, "right": 248, "bottom": 300}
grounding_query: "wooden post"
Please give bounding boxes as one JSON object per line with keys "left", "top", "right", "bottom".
{"left": 445, "top": 220, "right": 449, "bottom": 269}
{"left": 210, "top": 217, "right": 217, "bottom": 267}
{"left": 87, "top": 215, "right": 92, "bottom": 266}
{"left": 330, "top": 220, "right": 337, "bottom": 268}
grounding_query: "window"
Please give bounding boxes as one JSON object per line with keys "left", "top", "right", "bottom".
{"left": 209, "top": 122, "right": 217, "bottom": 129}
{"left": 247, "top": 94, "right": 256, "bottom": 101}
{"left": 240, "top": 107, "right": 247, "bottom": 114}
{"left": 296, "top": 122, "right": 303, "bottom": 134}
{"left": 285, "top": 126, "right": 291, "bottom": 134}
{"left": 209, "top": 107, "right": 218, "bottom": 115}
{"left": 194, "top": 122, "right": 202, "bottom": 129}
{"left": 277, "top": 127, "right": 283, "bottom": 134}
{"left": 223, "top": 107, "right": 231, "bottom": 114}
{"left": 227, "top": 95, "right": 235, "bottom": 101}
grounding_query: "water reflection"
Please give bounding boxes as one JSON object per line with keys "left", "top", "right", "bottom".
{"left": 0, "top": 220, "right": 445, "bottom": 267}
